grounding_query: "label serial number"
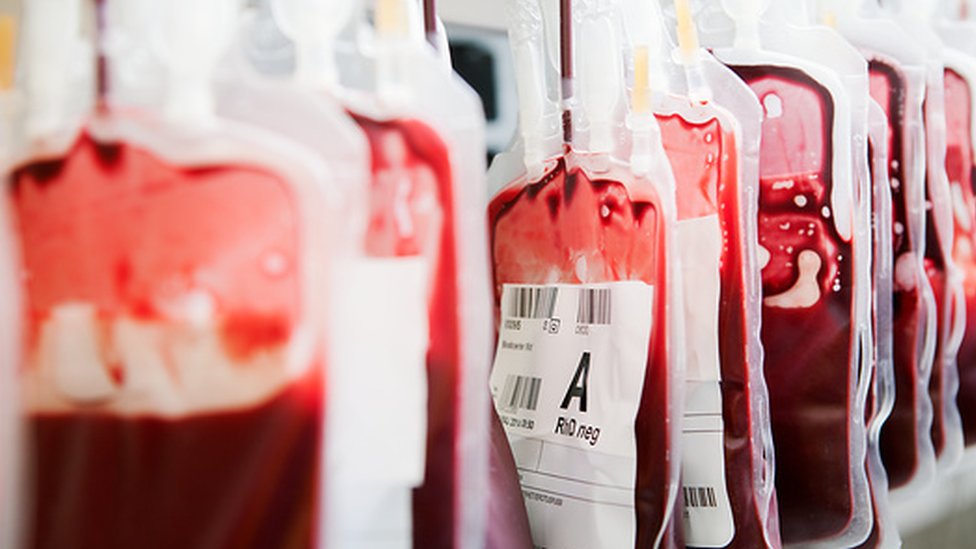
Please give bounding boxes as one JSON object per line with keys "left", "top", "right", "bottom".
{"left": 501, "top": 415, "right": 535, "bottom": 430}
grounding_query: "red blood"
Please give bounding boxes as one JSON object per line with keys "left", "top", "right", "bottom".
{"left": 490, "top": 160, "right": 664, "bottom": 285}
{"left": 357, "top": 117, "right": 446, "bottom": 261}
{"left": 730, "top": 65, "right": 858, "bottom": 543}
{"left": 351, "top": 114, "right": 468, "bottom": 549}
{"left": 944, "top": 68, "right": 976, "bottom": 447}
{"left": 657, "top": 113, "right": 781, "bottom": 548}
{"left": 220, "top": 313, "right": 292, "bottom": 363}
{"left": 29, "top": 378, "right": 322, "bottom": 549}
{"left": 12, "top": 138, "right": 301, "bottom": 326}
{"left": 868, "top": 60, "right": 931, "bottom": 487}
{"left": 11, "top": 133, "right": 322, "bottom": 549}
{"left": 484, "top": 406, "right": 533, "bottom": 549}
{"left": 489, "top": 154, "right": 677, "bottom": 548}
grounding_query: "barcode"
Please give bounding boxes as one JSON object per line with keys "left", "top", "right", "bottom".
{"left": 576, "top": 288, "right": 612, "bottom": 325}
{"left": 508, "top": 287, "right": 559, "bottom": 319}
{"left": 499, "top": 374, "right": 543, "bottom": 412}
{"left": 683, "top": 486, "right": 718, "bottom": 508}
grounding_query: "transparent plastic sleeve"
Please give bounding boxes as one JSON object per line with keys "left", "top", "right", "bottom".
{"left": 488, "top": 149, "right": 683, "bottom": 549}
{"left": 403, "top": 51, "right": 495, "bottom": 549}
{"left": 653, "top": 66, "right": 780, "bottom": 549}
{"left": 10, "top": 111, "right": 342, "bottom": 549}
{"left": 349, "top": 13, "right": 496, "bottom": 548}
{"left": 699, "top": 54, "right": 782, "bottom": 549}
{"left": 232, "top": 4, "right": 496, "bottom": 546}
{"left": 652, "top": 6, "right": 782, "bottom": 545}
{"left": 760, "top": 17, "right": 878, "bottom": 546}
{"left": 854, "top": 98, "right": 902, "bottom": 549}
{"left": 825, "top": 4, "right": 940, "bottom": 498}
{"left": 0, "top": 185, "right": 23, "bottom": 549}
{"left": 712, "top": 38, "right": 874, "bottom": 549}
{"left": 937, "top": 14, "right": 976, "bottom": 450}
{"left": 487, "top": 3, "right": 684, "bottom": 547}
{"left": 889, "top": 10, "right": 966, "bottom": 474}
{"left": 8, "top": 2, "right": 345, "bottom": 546}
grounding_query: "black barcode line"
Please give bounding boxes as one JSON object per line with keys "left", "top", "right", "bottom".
{"left": 683, "top": 486, "right": 718, "bottom": 509}
{"left": 499, "top": 375, "right": 542, "bottom": 412}
{"left": 508, "top": 287, "right": 559, "bottom": 319}
{"left": 577, "top": 288, "right": 612, "bottom": 325}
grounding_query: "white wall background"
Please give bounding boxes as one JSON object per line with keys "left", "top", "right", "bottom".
{"left": 439, "top": 0, "right": 506, "bottom": 30}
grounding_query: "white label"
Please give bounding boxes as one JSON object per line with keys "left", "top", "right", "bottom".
{"left": 678, "top": 215, "right": 735, "bottom": 548}
{"left": 490, "top": 282, "right": 654, "bottom": 549}
{"left": 327, "top": 257, "right": 430, "bottom": 549}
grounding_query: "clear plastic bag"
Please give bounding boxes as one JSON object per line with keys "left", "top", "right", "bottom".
{"left": 488, "top": 1, "right": 683, "bottom": 547}
{"left": 231, "top": 1, "right": 496, "bottom": 546}
{"left": 933, "top": 9, "right": 976, "bottom": 451}
{"left": 701, "top": 1, "right": 875, "bottom": 544}
{"left": 0, "top": 155, "right": 22, "bottom": 549}
{"left": 885, "top": 1, "right": 967, "bottom": 474}
{"left": 8, "top": 1, "right": 343, "bottom": 547}
{"left": 0, "top": 14, "right": 22, "bottom": 539}
{"left": 819, "top": 0, "right": 940, "bottom": 496}
{"left": 221, "top": 3, "right": 438, "bottom": 546}
{"left": 651, "top": 2, "right": 781, "bottom": 546}
{"left": 853, "top": 98, "right": 901, "bottom": 549}
{"left": 341, "top": 6, "right": 495, "bottom": 547}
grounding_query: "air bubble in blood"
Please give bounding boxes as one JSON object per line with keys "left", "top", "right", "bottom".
{"left": 262, "top": 252, "right": 289, "bottom": 278}
{"left": 763, "top": 93, "right": 784, "bottom": 119}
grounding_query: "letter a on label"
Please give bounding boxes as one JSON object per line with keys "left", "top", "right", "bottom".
{"left": 560, "top": 351, "right": 591, "bottom": 412}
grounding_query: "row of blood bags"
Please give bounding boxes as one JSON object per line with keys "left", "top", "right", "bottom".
{"left": 0, "top": 0, "right": 547, "bottom": 548}
{"left": 3, "top": 0, "right": 976, "bottom": 548}
{"left": 486, "top": 0, "right": 976, "bottom": 548}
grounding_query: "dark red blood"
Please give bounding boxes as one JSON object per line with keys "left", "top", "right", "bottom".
{"left": 11, "top": 134, "right": 321, "bottom": 549}
{"left": 657, "top": 114, "right": 780, "bottom": 548}
{"left": 351, "top": 114, "right": 470, "bottom": 549}
{"left": 730, "top": 65, "right": 858, "bottom": 543}
{"left": 484, "top": 406, "right": 533, "bottom": 549}
{"left": 944, "top": 69, "right": 976, "bottom": 447}
{"left": 490, "top": 154, "right": 677, "bottom": 548}
{"left": 868, "top": 60, "right": 931, "bottom": 488}
{"left": 30, "top": 376, "right": 322, "bottom": 549}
